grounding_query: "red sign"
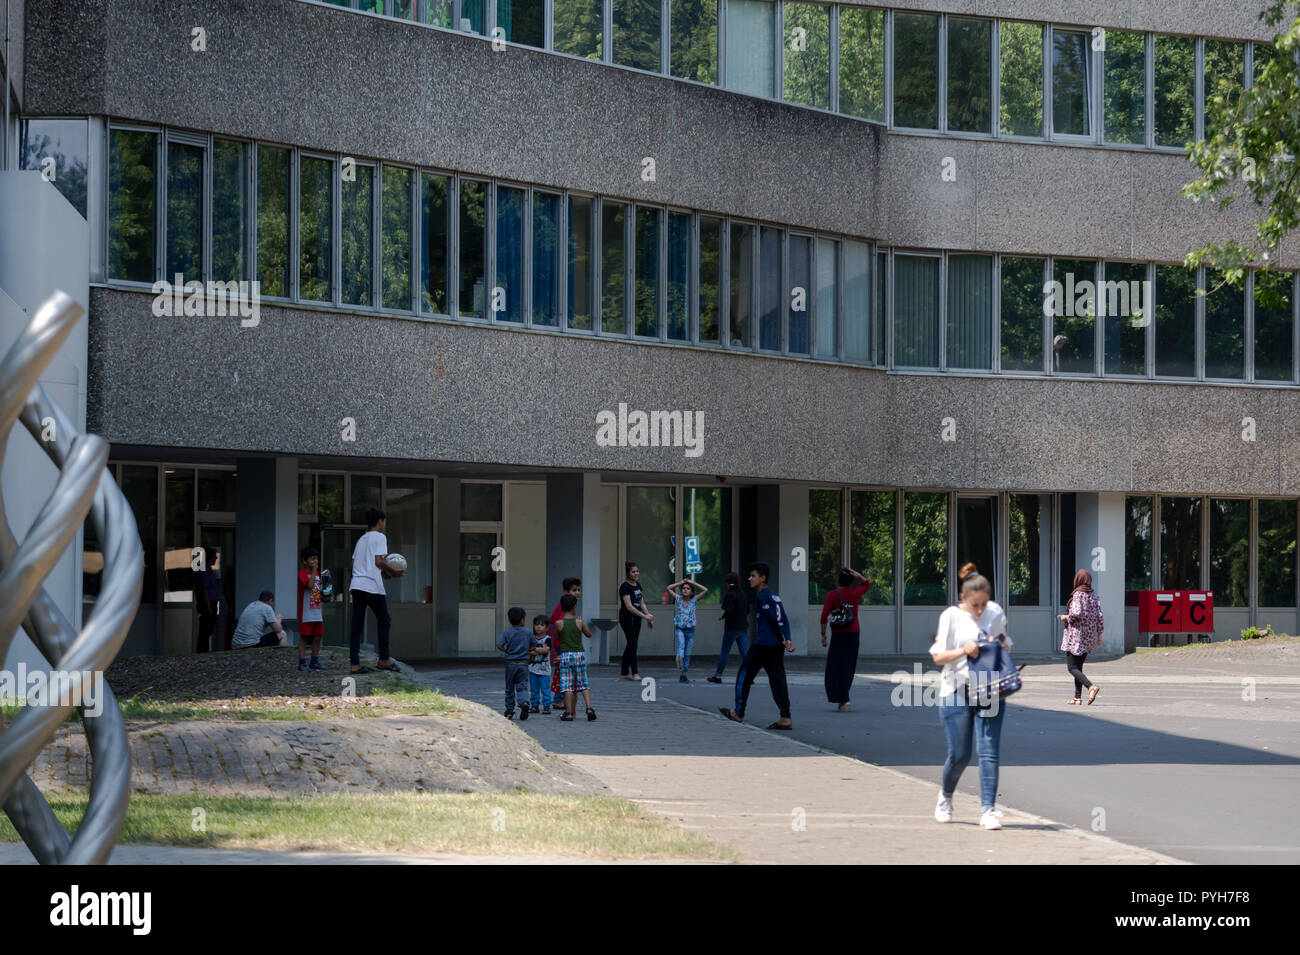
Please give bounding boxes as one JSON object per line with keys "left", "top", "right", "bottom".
{"left": 1135, "top": 591, "right": 1214, "bottom": 632}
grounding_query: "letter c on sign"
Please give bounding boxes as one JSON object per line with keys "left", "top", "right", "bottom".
{"left": 1189, "top": 601, "right": 1206, "bottom": 626}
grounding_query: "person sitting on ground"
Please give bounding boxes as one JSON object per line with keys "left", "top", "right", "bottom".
{"left": 231, "top": 591, "right": 287, "bottom": 650}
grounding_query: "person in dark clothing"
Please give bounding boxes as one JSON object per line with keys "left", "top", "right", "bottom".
{"left": 708, "top": 572, "right": 749, "bottom": 683}
{"left": 194, "top": 547, "right": 220, "bottom": 653}
{"left": 719, "top": 563, "right": 794, "bottom": 729}
{"left": 618, "top": 562, "right": 653, "bottom": 680}
{"left": 819, "top": 567, "right": 871, "bottom": 711}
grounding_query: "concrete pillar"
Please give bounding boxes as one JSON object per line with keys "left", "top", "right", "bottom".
{"left": 235, "top": 457, "right": 298, "bottom": 638}
{"left": 0, "top": 172, "right": 89, "bottom": 675}
{"left": 434, "top": 477, "right": 460, "bottom": 657}
{"left": 779, "top": 484, "right": 809, "bottom": 654}
{"left": 1075, "top": 492, "right": 1126, "bottom": 654}
{"left": 546, "top": 472, "right": 603, "bottom": 662}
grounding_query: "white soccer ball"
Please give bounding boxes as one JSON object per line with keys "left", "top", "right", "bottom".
{"left": 385, "top": 553, "right": 408, "bottom": 573}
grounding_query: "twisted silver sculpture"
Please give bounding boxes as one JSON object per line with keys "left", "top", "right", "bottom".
{"left": 0, "top": 291, "right": 142, "bottom": 864}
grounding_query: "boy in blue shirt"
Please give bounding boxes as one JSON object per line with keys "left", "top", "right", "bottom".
{"left": 719, "top": 563, "right": 794, "bottom": 729}
{"left": 496, "top": 606, "right": 533, "bottom": 720}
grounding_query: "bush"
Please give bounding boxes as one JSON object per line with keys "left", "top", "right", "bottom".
{"left": 1240, "top": 625, "right": 1275, "bottom": 640}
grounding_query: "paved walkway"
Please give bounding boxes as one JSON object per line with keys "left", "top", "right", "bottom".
{"left": 418, "top": 666, "right": 1184, "bottom": 865}
{"left": 0, "top": 844, "right": 698, "bottom": 865}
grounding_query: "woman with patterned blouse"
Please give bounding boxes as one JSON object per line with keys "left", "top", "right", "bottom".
{"left": 1059, "top": 569, "right": 1103, "bottom": 705}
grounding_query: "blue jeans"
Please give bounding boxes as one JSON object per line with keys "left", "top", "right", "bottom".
{"left": 675, "top": 626, "right": 695, "bottom": 670}
{"left": 504, "top": 662, "right": 529, "bottom": 713}
{"left": 528, "top": 671, "right": 552, "bottom": 709}
{"left": 939, "top": 691, "right": 1006, "bottom": 812}
{"left": 715, "top": 629, "right": 748, "bottom": 677}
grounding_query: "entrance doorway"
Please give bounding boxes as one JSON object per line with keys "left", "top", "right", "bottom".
{"left": 459, "top": 529, "right": 502, "bottom": 653}
{"left": 196, "top": 524, "right": 236, "bottom": 651}
{"left": 956, "top": 496, "right": 998, "bottom": 600}
{"left": 321, "top": 526, "right": 362, "bottom": 647}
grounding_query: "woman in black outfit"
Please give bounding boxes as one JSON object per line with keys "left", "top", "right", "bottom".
{"left": 618, "top": 562, "right": 653, "bottom": 680}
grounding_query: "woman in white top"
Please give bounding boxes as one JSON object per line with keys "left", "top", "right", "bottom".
{"left": 928, "top": 563, "right": 1010, "bottom": 830}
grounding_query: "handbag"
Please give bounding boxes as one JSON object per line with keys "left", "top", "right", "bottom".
{"left": 826, "top": 589, "right": 855, "bottom": 629}
{"left": 967, "top": 635, "right": 1022, "bottom": 708}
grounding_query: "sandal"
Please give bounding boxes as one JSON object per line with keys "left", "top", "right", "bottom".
{"left": 376, "top": 661, "right": 402, "bottom": 673}
{"left": 1088, "top": 685, "right": 1100, "bottom": 705}
{"left": 586, "top": 708, "right": 597, "bottom": 721}
{"left": 718, "top": 707, "right": 743, "bottom": 723}
{"left": 350, "top": 665, "right": 372, "bottom": 674}
{"left": 1067, "top": 698, "right": 1081, "bottom": 705}
{"left": 560, "top": 713, "right": 574, "bottom": 722}
{"left": 767, "top": 721, "right": 793, "bottom": 730}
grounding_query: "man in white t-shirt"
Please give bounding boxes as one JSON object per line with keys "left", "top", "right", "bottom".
{"left": 349, "top": 507, "right": 404, "bottom": 674}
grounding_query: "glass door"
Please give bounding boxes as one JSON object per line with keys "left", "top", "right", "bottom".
{"left": 321, "top": 526, "right": 362, "bottom": 646}
{"left": 459, "top": 529, "right": 502, "bottom": 653}
{"left": 197, "top": 524, "right": 236, "bottom": 651}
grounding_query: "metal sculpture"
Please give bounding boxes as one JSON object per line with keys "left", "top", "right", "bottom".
{"left": 0, "top": 291, "right": 142, "bottom": 863}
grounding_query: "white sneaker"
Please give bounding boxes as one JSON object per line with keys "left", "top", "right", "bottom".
{"left": 980, "top": 809, "right": 1004, "bottom": 830}
{"left": 934, "top": 792, "right": 953, "bottom": 823}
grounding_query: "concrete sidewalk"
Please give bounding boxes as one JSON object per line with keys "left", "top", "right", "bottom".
{"left": 0, "top": 844, "right": 702, "bottom": 865}
{"left": 417, "top": 666, "right": 1184, "bottom": 865}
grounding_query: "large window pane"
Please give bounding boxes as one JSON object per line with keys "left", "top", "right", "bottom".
{"left": 947, "top": 17, "right": 991, "bottom": 133}
{"left": 461, "top": 483, "right": 503, "bottom": 522}
{"left": 1154, "top": 35, "right": 1195, "bottom": 147}
{"left": 815, "top": 236, "right": 837, "bottom": 358}
{"left": 1253, "top": 273, "right": 1294, "bottom": 382}
{"left": 1203, "top": 40, "right": 1245, "bottom": 141}
{"left": 109, "top": 129, "right": 156, "bottom": 283}
{"left": 298, "top": 156, "right": 333, "bottom": 302}
{"left": 729, "top": 222, "right": 754, "bottom": 346}
{"left": 851, "top": 491, "right": 894, "bottom": 605}
{"left": 759, "top": 226, "right": 782, "bottom": 350}
{"left": 1104, "top": 30, "right": 1146, "bottom": 144}
{"left": 788, "top": 233, "right": 811, "bottom": 354}
{"left": 893, "top": 12, "right": 938, "bottom": 128}
{"left": 1000, "top": 255, "right": 1044, "bottom": 371}
{"left": 555, "top": 0, "right": 603, "bottom": 59}
{"left": 121, "top": 466, "right": 158, "bottom": 605}
{"left": 634, "top": 206, "right": 660, "bottom": 336}
{"left": 614, "top": 0, "right": 660, "bottom": 71}
{"left": 496, "top": 185, "right": 525, "bottom": 322}
{"left": 809, "top": 489, "right": 841, "bottom": 604}
{"left": 876, "top": 251, "right": 886, "bottom": 364}
{"left": 1155, "top": 265, "right": 1196, "bottom": 377}
{"left": 532, "top": 192, "right": 560, "bottom": 326}
{"left": 602, "top": 200, "right": 628, "bottom": 333}
{"left": 256, "top": 145, "right": 289, "bottom": 297}
{"left": 783, "top": 2, "right": 829, "bottom": 109}
{"left": 460, "top": 179, "right": 487, "bottom": 319}
{"left": 625, "top": 487, "right": 675, "bottom": 603}
{"left": 844, "top": 240, "right": 870, "bottom": 361}
{"left": 667, "top": 211, "right": 691, "bottom": 341}
{"left": 894, "top": 254, "right": 939, "bottom": 368}
{"left": 350, "top": 475, "right": 382, "bottom": 526}
{"left": 904, "top": 492, "right": 947, "bottom": 605}
{"left": 1058, "top": 493, "right": 1076, "bottom": 605}
{"left": 1204, "top": 269, "right": 1244, "bottom": 379}
{"left": 699, "top": 216, "right": 722, "bottom": 342}
{"left": 1051, "top": 258, "right": 1095, "bottom": 374}
{"left": 459, "top": 0, "right": 485, "bottom": 33}
{"left": 166, "top": 141, "right": 203, "bottom": 283}
{"left": 683, "top": 487, "right": 732, "bottom": 603}
{"left": 1052, "top": 29, "right": 1092, "bottom": 136}
{"left": 498, "top": 0, "right": 544, "bottom": 48}
{"left": 1160, "top": 496, "right": 1201, "bottom": 590}
{"left": 1102, "top": 261, "right": 1148, "bottom": 375}
{"left": 1009, "top": 494, "right": 1048, "bottom": 606}
{"left": 568, "top": 196, "right": 594, "bottom": 330}
{"left": 838, "top": 7, "right": 884, "bottom": 121}
{"left": 671, "top": 0, "right": 718, "bottom": 83}
{"left": 946, "top": 253, "right": 992, "bottom": 369}
{"left": 384, "top": 479, "right": 434, "bottom": 604}
{"left": 164, "top": 470, "right": 194, "bottom": 604}
{"left": 1259, "top": 499, "right": 1298, "bottom": 607}
{"left": 726, "top": 0, "right": 774, "bottom": 97}
{"left": 1126, "top": 496, "right": 1153, "bottom": 591}
{"left": 212, "top": 140, "right": 245, "bottom": 283}
{"left": 20, "top": 118, "right": 88, "bottom": 218}
{"left": 420, "top": 172, "right": 448, "bottom": 313}
{"left": 1208, "top": 498, "right": 1249, "bottom": 607}
{"left": 384, "top": 166, "right": 414, "bottom": 311}
{"left": 999, "top": 21, "right": 1043, "bottom": 136}
{"left": 342, "top": 164, "right": 373, "bottom": 307}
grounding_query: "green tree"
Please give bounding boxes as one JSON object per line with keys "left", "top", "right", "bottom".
{"left": 1183, "top": 2, "right": 1300, "bottom": 308}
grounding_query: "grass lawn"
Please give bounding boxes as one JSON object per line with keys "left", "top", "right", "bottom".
{"left": 0, "top": 791, "right": 733, "bottom": 861}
